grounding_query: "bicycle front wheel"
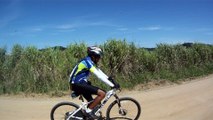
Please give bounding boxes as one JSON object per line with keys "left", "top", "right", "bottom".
{"left": 50, "top": 101, "right": 79, "bottom": 120}
{"left": 106, "top": 97, "right": 141, "bottom": 120}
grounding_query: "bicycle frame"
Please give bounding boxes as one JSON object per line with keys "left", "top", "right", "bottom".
{"left": 66, "top": 88, "right": 119, "bottom": 120}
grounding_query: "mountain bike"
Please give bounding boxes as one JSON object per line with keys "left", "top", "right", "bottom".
{"left": 50, "top": 80, "right": 141, "bottom": 120}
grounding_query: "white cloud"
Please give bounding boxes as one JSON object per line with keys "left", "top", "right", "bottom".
{"left": 138, "top": 26, "right": 161, "bottom": 31}
{"left": 56, "top": 20, "right": 119, "bottom": 31}
{"left": 205, "top": 32, "right": 213, "bottom": 35}
{"left": 90, "top": 21, "right": 120, "bottom": 27}
{"left": 57, "top": 29, "right": 76, "bottom": 33}
{"left": 56, "top": 24, "right": 76, "bottom": 29}
{"left": 194, "top": 28, "right": 212, "bottom": 32}
{"left": 88, "top": 21, "right": 107, "bottom": 26}
{"left": 193, "top": 28, "right": 213, "bottom": 35}
{"left": 117, "top": 28, "right": 128, "bottom": 31}
{"left": 31, "top": 28, "right": 43, "bottom": 32}
{"left": 138, "top": 25, "right": 175, "bottom": 31}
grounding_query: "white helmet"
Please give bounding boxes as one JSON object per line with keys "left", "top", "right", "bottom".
{"left": 87, "top": 46, "right": 103, "bottom": 57}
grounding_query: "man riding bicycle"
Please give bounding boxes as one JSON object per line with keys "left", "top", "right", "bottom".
{"left": 69, "top": 46, "right": 118, "bottom": 119}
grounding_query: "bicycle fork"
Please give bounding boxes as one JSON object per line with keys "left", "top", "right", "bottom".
{"left": 114, "top": 94, "right": 127, "bottom": 116}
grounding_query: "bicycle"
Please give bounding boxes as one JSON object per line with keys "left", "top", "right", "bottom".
{"left": 50, "top": 80, "right": 141, "bottom": 120}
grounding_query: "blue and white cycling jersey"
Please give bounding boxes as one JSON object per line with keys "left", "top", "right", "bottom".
{"left": 69, "top": 56, "right": 114, "bottom": 87}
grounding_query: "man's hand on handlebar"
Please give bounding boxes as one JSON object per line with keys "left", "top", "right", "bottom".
{"left": 108, "top": 76, "right": 120, "bottom": 89}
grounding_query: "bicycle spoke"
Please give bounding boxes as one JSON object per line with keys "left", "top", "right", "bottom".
{"left": 106, "top": 97, "right": 141, "bottom": 120}
{"left": 54, "top": 105, "right": 76, "bottom": 119}
{"left": 50, "top": 102, "right": 79, "bottom": 120}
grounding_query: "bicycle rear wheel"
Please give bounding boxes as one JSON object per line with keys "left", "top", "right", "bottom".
{"left": 106, "top": 97, "right": 141, "bottom": 120}
{"left": 50, "top": 101, "right": 79, "bottom": 120}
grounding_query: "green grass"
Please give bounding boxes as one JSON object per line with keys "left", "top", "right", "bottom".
{"left": 0, "top": 40, "right": 213, "bottom": 95}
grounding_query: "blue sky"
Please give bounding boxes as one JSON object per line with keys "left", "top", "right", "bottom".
{"left": 0, "top": 0, "right": 213, "bottom": 51}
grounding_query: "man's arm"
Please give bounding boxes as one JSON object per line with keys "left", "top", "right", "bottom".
{"left": 90, "top": 67, "right": 114, "bottom": 87}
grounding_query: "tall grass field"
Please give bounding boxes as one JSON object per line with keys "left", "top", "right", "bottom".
{"left": 0, "top": 39, "right": 213, "bottom": 95}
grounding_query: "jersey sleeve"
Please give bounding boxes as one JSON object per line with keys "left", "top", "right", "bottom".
{"left": 90, "top": 67, "right": 114, "bottom": 87}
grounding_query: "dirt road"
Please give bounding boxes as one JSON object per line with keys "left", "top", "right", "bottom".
{"left": 1, "top": 74, "right": 213, "bottom": 120}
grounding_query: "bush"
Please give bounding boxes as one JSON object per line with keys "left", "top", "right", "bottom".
{"left": 0, "top": 41, "right": 213, "bottom": 95}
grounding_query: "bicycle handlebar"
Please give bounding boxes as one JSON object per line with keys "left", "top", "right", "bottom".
{"left": 108, "top": 77, "right": 120, "bottom": 90}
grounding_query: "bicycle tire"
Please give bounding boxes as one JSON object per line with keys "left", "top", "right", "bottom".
{"left": 106, "top": 97, "right": 141, "bottom": 120}
{"left": 50, "top": 101, "right": 79, "bottom": 120}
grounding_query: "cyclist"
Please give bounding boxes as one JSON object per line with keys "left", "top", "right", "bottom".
{"left": 69, "top": 46, "right": 117, "bottom": 118}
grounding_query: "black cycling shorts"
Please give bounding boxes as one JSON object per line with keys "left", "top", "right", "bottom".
{"left": 71, "top": 83, "right": 100, "bottom": 102}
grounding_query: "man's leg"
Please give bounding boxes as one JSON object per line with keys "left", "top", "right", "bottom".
{"left": 88, "top": 89, "right": 105, "bottom": 109}
{"left": 72, "top": 83, "right": 106, "bottom": 110}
